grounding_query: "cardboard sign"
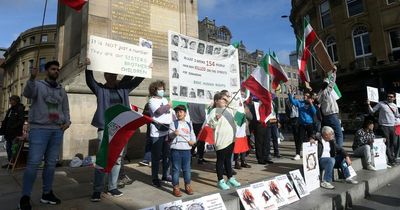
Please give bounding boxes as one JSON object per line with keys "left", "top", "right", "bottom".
{"left": 313, "top": 40, "right": 335, "bottom": 72}
{"left": 367, "top": 86, "right": 379, "bottom": 103}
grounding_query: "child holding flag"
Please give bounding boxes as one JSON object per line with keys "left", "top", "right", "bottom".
{"left": 168, "top": 105, "right": 196, "bottom": 197}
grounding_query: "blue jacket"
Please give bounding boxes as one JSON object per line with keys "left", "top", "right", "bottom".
{"left": 85, "top": 70, "right": 144, "bottom": 129}
{"left": 288, "top": 94, "right": 316, "bottom": 125}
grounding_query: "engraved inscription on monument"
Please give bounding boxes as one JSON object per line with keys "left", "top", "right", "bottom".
{"left": 111, "top": 0, "right": 179, "bottom": 50}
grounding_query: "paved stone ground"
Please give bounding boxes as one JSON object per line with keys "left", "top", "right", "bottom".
{"left": 0, "top": 134, "right": 357, "bottom": 210}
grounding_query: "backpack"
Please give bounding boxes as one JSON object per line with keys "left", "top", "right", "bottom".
{"left": 173, "top": 120, "right": 192, "bottom": 133}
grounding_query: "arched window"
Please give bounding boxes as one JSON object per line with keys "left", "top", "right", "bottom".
{"left": 352, "top": 25, "right": 371, "bottom": 57}
{"left": 325, "top": 36, "right": 338, "bottom": 62}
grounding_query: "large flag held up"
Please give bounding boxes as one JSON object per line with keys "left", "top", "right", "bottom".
{"left": 268, "top": 53, "right": 289, "bottom": 90}
{"left": 242, "top": 66, "right": 272, "bottom": 124}
{"left": 297, "top": 18, "right": 316, "bottom": 83}
{"left": 61, "top": 0, "right": 88, "bottom": 11}
{"left": 96, "top": 104, "right": 152, "bottom": 173}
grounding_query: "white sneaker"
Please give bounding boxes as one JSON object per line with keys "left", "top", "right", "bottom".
{"left": 292, "top": 155, "right": 301, "bottom": 160}
{"left": 345, "top": 178, "right": 358, "bottom": 184}
{"left": 366, "top": 164, "right": 376, "bottom": 171}
{"left": 320, "top": 181, "right": 335, "bottom": 189}
{"left": 387, "top": 165, "right": 392, "bottom": 169}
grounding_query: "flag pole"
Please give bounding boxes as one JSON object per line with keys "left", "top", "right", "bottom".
{"left": 34, "top": 0, "right": 49, "bottom": 70}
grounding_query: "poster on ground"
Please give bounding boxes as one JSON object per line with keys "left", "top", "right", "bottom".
{"left": 367, "top": 86, "right": 379, "bottom": 103}
{"left": 251, "top": 181, "right": 278, "bottom": 210}
{"left": 275, "top": 175, "right": 299, "bottom": 205}
{"left": 266, "top": 178, "right": 288, "bottom": 207}
{"left": 159, "top": 200, "right": 183, "bottom": 210}
{"left": 237, "top": 186, "right": 261, "bottom": 210}
{"left": 87, "top": 35, "right": 152, "bottom": 78}
{"left": 288, "top": 169, "right": 309, "bottom": 198}
{"left": 302, "top": 142, "right": 320, "bottom": 192}
{"left": 201, "top": 193, "right": 226, "bottom": 210}
{"left": 168, "top": 31, "right": 240, "bottom": 104}
{"left": 139, "top": 207, "right": 156, "bottom": 210}
{"left": 182, "top": 197, "right": 206, "bottom": 210}
{"left": 373, "top": 138, "right": 387, "bottom": 170}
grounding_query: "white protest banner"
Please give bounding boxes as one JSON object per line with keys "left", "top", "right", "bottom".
{"left": 275, "top": 175, "right": 299, "bottom": 205}
{"left": 266, "top": 178, "right": 288, "bottom": 207}
{"left": 302, "top": 142, "right": 320, "bottom": 192}
{"left": 87, "top": 35, "right": 152, "bottom": 78}
{"left": 159, "top": 200, "right": 183, "bottom": 210}
{"left": 168, "top": 31, "right": 240, "bottom": 104}
{"left": 367, "top": 86, "right": 379, "bottom": 103}
{"left": 182, "top": 198, "right": 205, "bottom": 210}
{"left": 201, "top": 193, "right": 226, "bottom": 210}
{"left": 237, "top": 186, "right": 261, "bottom": 210}
{"left": 289, "top": 169, "right": 309, "bottom": 198}
{"left": 250, "top": 181, "right": 278, "bottom": 210}
{"left": 396, "top": 93, "right": 400, "bottom": 108}
{"left": 372, "top": 138, "right": 387, "bottom": 170}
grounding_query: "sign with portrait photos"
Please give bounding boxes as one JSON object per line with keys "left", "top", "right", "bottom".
{"left": 302, "top": 142, "right": 320, "bottom": 192}
{"left": 168, "top": 31, "right": 240, "bottom": 104}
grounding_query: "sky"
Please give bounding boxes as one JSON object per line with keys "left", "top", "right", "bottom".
{"left": 0, "top": 0, "right": 295, "bottom": 64}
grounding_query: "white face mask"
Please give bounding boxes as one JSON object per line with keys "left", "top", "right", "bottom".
{"left": 157, "top": 90, "right": 164, "bottom": 97}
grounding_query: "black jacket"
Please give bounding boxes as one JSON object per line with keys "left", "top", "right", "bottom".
{"left": 0, "top": 103, "right": 25, "bottom": 139}
{"left": 317, "top": 137, "right": 348, "bottom": 159}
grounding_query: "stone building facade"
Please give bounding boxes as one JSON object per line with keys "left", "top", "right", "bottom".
{"left": 290, "top": 0, "right": 400, "bottom": 129}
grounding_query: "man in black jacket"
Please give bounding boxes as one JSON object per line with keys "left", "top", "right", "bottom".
{"left": 310, "top": 126, "right": 358, "bottom": 190}
{"left": 1, "top": 95, "right": 25, "bottom": 168}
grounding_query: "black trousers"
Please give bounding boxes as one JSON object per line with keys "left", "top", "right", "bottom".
{"left": 296, "top": 124, "right": 314, "bottom": 155}
{"left": 234, "top": 152, "right": 246, "bottom": 162}
{"left": 269, "top": 123, "right": 280, "bottom": 156}
{"left": 381, "top": 125, "right": 397, "bottom": 163}
{"left": 191, "top": 123, "right": 205, "bottom": 159}
{"left": 216, "top": 143, "right": 234, "bottom": 180}
{"left": 254, "top": 123, "right": 271, "bottom": 162}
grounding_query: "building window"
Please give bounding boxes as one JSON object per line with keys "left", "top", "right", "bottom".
{"left": 30, "top": 36, "right": 35, "bottom": 45}
{"left": 352, "top": 25, "right": 371, "bottom": 57}
{"left": 320, "top": 1, "right": 332, "bottom": 28}
{"left": 22, "top": 62, "right": 25, "bottom": 76}
{"left": 326, "top": 36, "right": 338, "bottom": 63}
{"left": 346, "top": 0, "right": 364, "bottom": 17}
{"left": 41, "top": 34, "right": 48, "bottom": 43}
{"left": 28, "top": 59, "right": 34, "bottom": 72}
{"left": 389, "top": 28, "right": 400, "bottom": 51}
{"left": 39, "top": 58, "right": 46, "bottom": 72}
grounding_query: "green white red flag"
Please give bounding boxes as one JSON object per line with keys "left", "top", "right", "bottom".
{"left": 96, "top": 104, "right": 152, "bottom": 173}
{"left": 268, "top": 53, "right": 288, "bottom": 90}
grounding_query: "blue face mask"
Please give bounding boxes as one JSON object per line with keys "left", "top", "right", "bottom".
{"left": 157, "top": 90, "right": 164, "bottom": 97}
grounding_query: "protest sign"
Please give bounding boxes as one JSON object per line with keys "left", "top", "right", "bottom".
{"left": 275, "top": 175, "right": 299, "bottom": 205}
{"left": 302, "top": 142, "right": 320, "bottom": 192}
{"left": 288, "top": 169, "right": 309, "bottom": 198}
{"left": 367, "top": 86, "right": 379, "bottom": 103}
{"left": 201, "top": 193, "right": 226, "bottom": 210}
{"left": 88, "top": 35, "right": 152, "bottom": 78}
{"left": 159, "top": 200, "right": 183, "bottom": 210}
{"left": 168, "top": 31, "right": 240, "bottom": 104}
{"left": 373, "top": 138, "right": 387, "bottom": 170}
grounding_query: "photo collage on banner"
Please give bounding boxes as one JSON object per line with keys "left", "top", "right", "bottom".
{"left": 168, "top": 31, "right": 240, "bottom": 104}
{"left": 288, "top": 169, "right": 309, "bottom": 198}
{"left": 373, "top": 138, "right": 387, "bottom": 170}
{"left": 302, "top": 142, "right": 320, "bottom": 192}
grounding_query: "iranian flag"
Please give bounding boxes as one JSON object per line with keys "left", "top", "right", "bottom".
{"left": 268, "top": 54, "right": 288, "bottom": 90}
{"left": 327, "top": 73, "right": 342, "bottom": 100}
{"left": 96, "top": 104, "right": 152, "bottom": 173}
{"left": 232, "top": 94, "right": 249, "bottom": 154}
{"left": 297, "top": 36, "right": 310, "bottom": 82}
{"left": 60, "top": 0, "right": 88, "bottom": 11}
{"left": 304, "top": 18, "right": 316, "bottom": 48}
{"left": 243, "top": 66, "right": 272, "bottom": 124}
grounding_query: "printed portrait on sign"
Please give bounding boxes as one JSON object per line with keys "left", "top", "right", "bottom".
{"left": 180, "top": 86, "right": 188, "bottom": 97}
{"left": 189, "top": 41, "right": 197, "bottom": 50}
{"left": 197, "top": 43, "right": 205, "bottom": 54}
{"left": 206, "top": 45, "right": 214, "bottom": 55}
{"left": 171, "top": 51, "right": 179, "bottom": 61}
{"left": 171, "top": 34, "right": 179, "bottom": 46}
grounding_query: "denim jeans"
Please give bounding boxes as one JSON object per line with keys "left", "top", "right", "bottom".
{"left": 22, "top": 128, "right": 63, "bottom": 196}
{"left": 322, "top": 114, "right": 343, "bottom": 148}
{"left": 142, "top": 135, "right": 152, "bottom": 163}
{"left": 170, "top": 149, "right": 191, "bottom": 186}
{"left": 151, "top": 136, "right": 170, "bottom": 180}
{"left": 319, "top": 157, "right": 335, "bottom": 182}
{"left": 353, "top": 145, "right": 374, "bottom": 168}
{"left": 93, "top": 130, "right": 122, "bottom": 192}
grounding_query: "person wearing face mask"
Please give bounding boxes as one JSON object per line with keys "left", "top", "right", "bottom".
{"left": 288, "top": 88, "right": 317, "bottom": 161}
{"left": 84, "top": 58, "right": 145, "bottom": 202}
{"left": 148, "top": 80, "right": 173, "bottom": 187}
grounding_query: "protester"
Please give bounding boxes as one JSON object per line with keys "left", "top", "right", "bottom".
{"left": 352, "top": 120, "right": 376, "bottom": 170}
{"left": 19, "top": 61, "right": 71, "bottom": 210}
{"left": 148, "top": 80, "right": 173, "bottom": 187}
{"left": 285, "top": 96, "right": 300, "bottom": 160}
{"left": 367, "top": 91, "right": 400, "bottom": 166}
{"left": 168, "top": 105, "right": 196, "bottom": 197}
{"left": 317, "top": 68, "right": 344, "bottom": 148}
{"left": 248, "top": 96, "right": 274, "bottom": 165}
{"left": 0, "top": 95, "right": 25, "bottom": 169}
{"left": 313, "top": 126, "right": 358, "bottom": 190}
{"left": 207, "top": 92, "right": 241, "bottom": 190}
{"left": 187, "top": 103, "right": 207, "bottom": 164}
{"left": 85, "top": 58, "right": 144, "bottom": 201}
{"left": 269, "top": 95, "right": 280, "bottom": 158}
{"left": 288, "top": 89, "right": 316, "bottom": 160}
